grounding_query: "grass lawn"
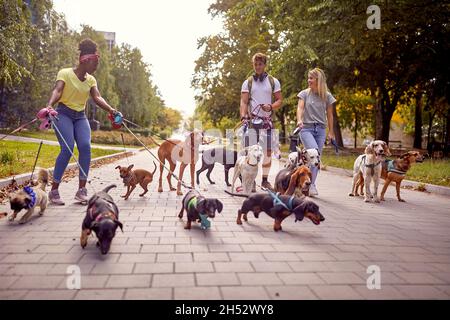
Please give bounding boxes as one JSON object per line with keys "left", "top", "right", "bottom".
{"left": 280, "top": 144, "right": 450, "bottom": 187}
{"left": 0, "top": 140, "right": 118, "bottom": 179}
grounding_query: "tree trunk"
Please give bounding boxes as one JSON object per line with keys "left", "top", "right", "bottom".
{"left": 354, "top": 113, "right": 358, "bottom": 149}
{"left": 413, "top": 92, "right": 423, "bottom": 149}
{"left": 332, "top": 102, "right": 343, "bottom": 147}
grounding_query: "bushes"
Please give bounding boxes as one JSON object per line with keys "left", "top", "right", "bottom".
{"left": 91, "top": 130, "right": 158, "bottom": 147}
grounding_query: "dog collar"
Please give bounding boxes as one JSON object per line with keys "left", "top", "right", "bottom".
{"left": 95, "top": 212, "right": 117, "bottom": 222}
{"left": 23, "top": 186, "right": 36, "bottom": 209}
{"left": 247, "top": 159, "right": 258, "bottom": 167}
{"left": 122, "top": 172, "right": 135, "bottom": 185}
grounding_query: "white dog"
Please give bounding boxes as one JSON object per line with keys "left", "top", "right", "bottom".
{"left": 349, "top": 140, "right": 390, "bottom": 202}
{"left": 285, "top": 147, "right": 320, "bottom": 169}
{"left": 232, "top": 144, "right": 263, "bottom": 195}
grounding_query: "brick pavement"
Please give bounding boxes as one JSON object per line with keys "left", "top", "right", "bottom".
{"left": 0, "top": 149, "right": 449, "bottom": 300}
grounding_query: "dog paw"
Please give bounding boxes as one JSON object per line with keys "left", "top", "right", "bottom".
{"left": 399, "top": 199, "right": 406, "bottom": 202}
{"left": 236, "top": 220, "right": 242, "bottom": 225}
{"left": 184, "top": 225, "right": 191, "bottom": 230}
{"left": 177, "top": 191, "right": 183, "bottom": 196}
{"left": 348, "top": 193, "right": 354, "bottom": 197}
{"left": 178, "top": 214, "right": 183, "bottom": 219}
{"left": 120, "top": 195, "right": 126, "bottom": 198}
{"left": 170, "top": 187, "right": 177, "bottom": 191}
{"left": 210, "top": 181, "right": 216, "bottom": 185}
{"left": 158, "top": 188, "right": 163, "bottom": 193}
{"left": 364, "top": 198, "right": 371, "bottom": 203}
{"left": 7, "top": 216, "right": 14, "bottom": 222}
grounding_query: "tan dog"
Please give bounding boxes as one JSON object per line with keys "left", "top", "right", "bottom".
{"left": 8, "top": 169, "right": 49, "bottom": 224}
{"left": 349, "top": 140, "right": 391, "bottom": 202}
{"left": 115, "top": 162, "right": 157, "bottom": 200}
{"left": 156, "top": 130, "right": 204, "bottom": 196}
{"left": 279, "top": 165, "right": 312, "bottom": 197}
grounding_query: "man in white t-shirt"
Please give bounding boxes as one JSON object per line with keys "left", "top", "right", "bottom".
{"left": 240, "top": 53, "right": 283, "bottom": 190}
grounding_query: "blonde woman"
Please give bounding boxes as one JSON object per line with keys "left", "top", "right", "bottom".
{"left": 296, "top": 68, "right": 336, "bottom": 196}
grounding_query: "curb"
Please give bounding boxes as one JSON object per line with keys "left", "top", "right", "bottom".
{"left": 322, "top": 165, "right": 450, "bottom": 197}
{"left": 0, "top": 150, "right": 137, "bottom": 189}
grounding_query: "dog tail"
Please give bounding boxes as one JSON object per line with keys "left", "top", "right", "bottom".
{"left": 223, "top": 190, "right": 249, "bottom": 198}
{"left": 102, "top": 184, "right": 117, "bottom": 194}
{"left": 148, "top": 135, "right": 161, "bottom": 147}
{"left": 151, "top": 161, "right": 157, "bottom": 175}
{"left": 37, "top": 168, "right": 49, "bottom": 191}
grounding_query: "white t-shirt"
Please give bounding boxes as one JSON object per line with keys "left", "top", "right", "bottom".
{"left": 241, "top": 76, "right": 281, "bottom": 118}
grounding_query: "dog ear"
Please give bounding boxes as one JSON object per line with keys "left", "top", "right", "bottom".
{"left": 127, "top": 164, "right": 134, "bottom": 171}
{"left": 215, "top": 200, "right": 223, "bottom": 213}
{"left": 90, "top": 221, "right": 98, "bottom": 230}
{"left": 365, "top": 142, "right": 374, "bottom": 155}
{"left": 115, "top": 166, "right": 121, "bottom": 170}
{"left": 115, "top": 220, "right": 124, "bottom": 233}
{"left": 285, "top": 170, "right": 300, "bottom": 195}
{"left": 383, "top": 142, "right": 391, "bottom": 156}
{"left": 293, "top": 202, "right": 306, "bottom": 222}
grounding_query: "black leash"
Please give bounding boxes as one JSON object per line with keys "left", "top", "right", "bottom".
{"left": 28, "top": 141, "right": 43, "bottom": 184}
{"left": 120, "top": 133, "right": 130, "bottom": 166}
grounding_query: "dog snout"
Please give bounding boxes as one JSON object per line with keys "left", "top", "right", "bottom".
{"left": 305, "top": 181, "right": 311, "bottom": 186}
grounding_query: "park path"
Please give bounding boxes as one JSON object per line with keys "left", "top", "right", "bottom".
{"left": 0, "top": 149, "right": 449, "bottom": 300}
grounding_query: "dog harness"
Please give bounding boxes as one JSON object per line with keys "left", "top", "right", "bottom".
{"left": 362, "top": 155, "right": 382, "bottom": 177}
{"left": 266, "top": 189, "right": 295, "bottom": 211}
{"left": 187, "top": 197, "right": 211, "bottom": 230}
{"left": 386, "top": 159, "right": 406, "bottom": 175}
{"left": 23, "top": 186, "right": 36, "bottom": 209}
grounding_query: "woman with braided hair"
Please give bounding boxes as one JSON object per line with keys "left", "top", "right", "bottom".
{"left": 45, "top": 38, "right": 120, "bottom": 205}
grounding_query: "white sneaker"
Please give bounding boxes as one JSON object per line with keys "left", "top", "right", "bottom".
{"left": 309, "top": 184, "right": 318, "bottom": 197}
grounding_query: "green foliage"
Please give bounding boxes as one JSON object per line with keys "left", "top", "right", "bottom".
{"left": 0, "top": 0, "right": 180, "bottom": 134}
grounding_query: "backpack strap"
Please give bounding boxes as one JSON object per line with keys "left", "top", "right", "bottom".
{"left": 246, "top": 74, "right": 276, "bottom": 108}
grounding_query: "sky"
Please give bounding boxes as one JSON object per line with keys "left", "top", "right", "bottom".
{"left": 52, "top": 0, "right": 224, "bottom": 117}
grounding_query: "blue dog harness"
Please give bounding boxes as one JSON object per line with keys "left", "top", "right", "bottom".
{"left": 386, "top": 159, "right": 406, "bottom": 175}
{"left": 23, "top": 186, "right": 36, "bottom": 209}
{"left": 266, "top": 189, "right": 295, "bottom": 211}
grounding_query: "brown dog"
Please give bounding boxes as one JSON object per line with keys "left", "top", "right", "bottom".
{"left": 274, "top": 165, "right": 312, "bottom": 197}
{"left": 156, "top": 130, "right": 203, "bottom": 196}
{"left": 355, "top": 151, "right": 424, "bottom": 202}
{"left": 115, "top": 162, "right": 157, "bottom": 200}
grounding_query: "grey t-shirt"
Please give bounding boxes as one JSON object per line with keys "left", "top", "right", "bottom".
{"left": 297, "top": 89, "right": 336, "bottom": 126}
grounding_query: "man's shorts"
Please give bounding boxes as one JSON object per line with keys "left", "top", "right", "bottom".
{"left": 243, "top": 128, "right": 272, "bottom": 153}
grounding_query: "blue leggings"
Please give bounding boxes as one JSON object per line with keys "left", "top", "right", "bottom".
{"left": 52, "top": 105, "right": 91, "bottom": 183}
{"left": 299, "top": 124, "right": 326, "bottom": 185}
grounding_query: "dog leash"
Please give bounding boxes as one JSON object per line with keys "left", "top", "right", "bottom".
{"left": 0, "top": 118, "right": 39, "bottom": 141}
{"left": 28, "top": 141, "right": 43, "bottom": 184}
{"left": 121, "top": 122, "right": 193, "bottom": 190}
{"left": 120, "top": 133, "right": 130, "bottom": 166}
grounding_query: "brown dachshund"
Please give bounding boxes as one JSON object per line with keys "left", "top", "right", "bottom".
{"left": 355, "top": 151, "right": 424, "bottom": 202}
{"left": 156, "top": 130, "right": 203, "bottom": 196}
{"left": 115, "top": 162, "right": 157, "bottom": 200}
{"left": 274, "top": 165, "right": 312, "bottom": 197}
{"left": 224, "top": 191, "right": 324, "bottom": 232}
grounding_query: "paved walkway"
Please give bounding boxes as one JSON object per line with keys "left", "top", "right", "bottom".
{"left": 0, "top": 150, "right": 449, "bottom": 300}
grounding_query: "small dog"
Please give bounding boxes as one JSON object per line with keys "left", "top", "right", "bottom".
{"left": 80, "top": 184, "right": 123, "bottom": 255}
{"left": 156, "top": 130, "right": 204, "bottom": 195}
{"left": 196, "top": 147, "right": 238, "bottom": 186}
{"left": 178, "top": 189, "right": 223, "bottom": 230}
{"left": 274, "top": 165, "right": 312, "bottom": 197}
{"left": 286, "top": 147, "right": 320, "bottom": 169}
{"left": 354, "top": 151, "right": 424, "bottom": 202}
{"left": 224, "top": 191, "right": 324, "bottom": 231}
{"left": 231, "top": 144, "right": 263, "bottom": 195}
{"left": 115, "top": 162, "right": 157, "bottom": 200}
{"left": 8, "top": 168, "right": 49, "bottom": 224}
{"left": 349, "top": 140, "right": 390, "bottom": 202}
